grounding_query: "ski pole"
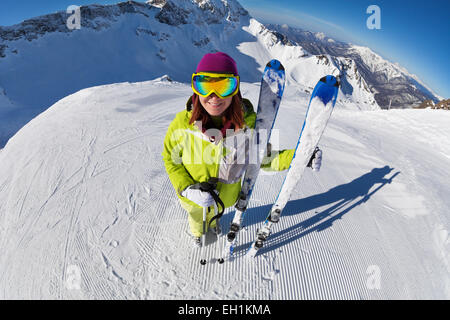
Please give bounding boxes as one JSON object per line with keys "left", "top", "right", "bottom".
{"left": 200, "top": 206, "right": 207, "bottom": 265}
{"left": 213, "top": 202, "right": 224, "bottom": 264}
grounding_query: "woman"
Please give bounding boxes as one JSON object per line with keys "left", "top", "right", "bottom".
{"left": 162, "top": 52, "right": 322, "bottom": 246}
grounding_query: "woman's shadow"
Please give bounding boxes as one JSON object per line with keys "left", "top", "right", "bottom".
{"left": 225, "top": 165, "right": 400, "bottom": 256}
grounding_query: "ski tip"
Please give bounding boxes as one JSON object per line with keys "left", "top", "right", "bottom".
{"left": 266, "top": 59, "right": 285, "bottom": 71}
{"left": 320, "top": 75, "right": 340, "bottom": 87}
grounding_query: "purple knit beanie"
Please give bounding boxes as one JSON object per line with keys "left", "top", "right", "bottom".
{"left": 195, "top": 52, "right": 239, "bottom": 76}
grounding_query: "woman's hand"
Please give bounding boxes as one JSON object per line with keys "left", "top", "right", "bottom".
{"left": 181, "top": 186, "right": 218, "bottom": 207}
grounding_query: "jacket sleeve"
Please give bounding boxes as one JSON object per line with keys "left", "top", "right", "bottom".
{"left": 162, "top": 114, "right": 195, "bottom": 196}
{"left": 260, "top": 149, "right": 295, "bottom": 171}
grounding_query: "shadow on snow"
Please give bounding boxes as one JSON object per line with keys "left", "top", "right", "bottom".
{"left": 225, "top": 165, "right": 400, "bottom": 257}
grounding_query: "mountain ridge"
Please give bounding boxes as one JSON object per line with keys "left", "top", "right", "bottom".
{"left": 267, "top": 23, "right": 442, "bottom": 108}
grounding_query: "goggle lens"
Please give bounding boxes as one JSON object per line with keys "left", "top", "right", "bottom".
{"left": 192, "top": 74, "right": 238, "bottom": 98}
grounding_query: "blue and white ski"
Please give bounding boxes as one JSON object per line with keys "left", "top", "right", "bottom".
{"left": 247, "top": 75, "right": 340, "bottom": 258}
{"left": 218, "top": 59, "right": 285, "bottom": 263}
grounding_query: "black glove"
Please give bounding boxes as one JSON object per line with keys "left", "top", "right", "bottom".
{"left": 307, "top": 147, "right": 322, "bottom": 171}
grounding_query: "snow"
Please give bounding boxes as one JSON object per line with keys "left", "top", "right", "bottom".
{"left": 0, "top": 78, "right": 448, "bottom": 299}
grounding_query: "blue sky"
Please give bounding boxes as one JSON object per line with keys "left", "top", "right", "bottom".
{"left": 0, "top": 0, "right": 449, "bottom": 98}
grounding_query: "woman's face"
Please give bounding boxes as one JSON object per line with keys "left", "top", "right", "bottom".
{"left": 199, "top": 93, "right": 233, "bottom": 116}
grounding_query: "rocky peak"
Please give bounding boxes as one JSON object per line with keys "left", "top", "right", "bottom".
{"left": 414, "top": 99, "right": 435, "bottom": 109}
{"left": 414, "top": 99, "right": 449, "bottom": 110}
{"left": 0, "top": 1, "right": 154, "bottom": 42}
{"left": 147, "top": 0, "right": 249, "bottom": 26}
{"left": 435, "top": 99, "right": 450, "bottom": 110}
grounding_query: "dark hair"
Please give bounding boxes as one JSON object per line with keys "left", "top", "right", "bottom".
{"left": 189, "top": 93, "right": 245, "bottom": 131}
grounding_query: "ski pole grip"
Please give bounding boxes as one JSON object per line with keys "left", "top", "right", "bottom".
{"left": 190, "top": 178, "right": 225, "bottom": 228}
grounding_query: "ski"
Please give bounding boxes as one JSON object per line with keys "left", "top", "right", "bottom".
{"left": 218, "top": 59, "right": 285, "bottom": 263}
{"left": 247, "top": 75, "right": 340, "bottom": 258}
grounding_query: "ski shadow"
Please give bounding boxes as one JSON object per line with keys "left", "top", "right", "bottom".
{"left": 228, "top": 165, "right": 400, "bottom": 257}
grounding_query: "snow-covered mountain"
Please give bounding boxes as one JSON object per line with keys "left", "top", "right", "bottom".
{"left": 0, "top": 0, "right": 381, "bottom": 147}
{"left": 0, "top": 0, "right": 444, "bottom": 142}
{"left": 241, "top": 20, "right": 379, "bottom": 110}
{"left": 268, "top": 24, "right": 443, "bottom": 109}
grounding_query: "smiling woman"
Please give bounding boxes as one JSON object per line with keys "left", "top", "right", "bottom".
{"left": 161, "top": 52, "right": 298, "bottom": 246}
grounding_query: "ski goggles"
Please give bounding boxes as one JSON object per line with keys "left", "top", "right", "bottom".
{"left": 191, "top": 72, "right": 240, "bottom": 99}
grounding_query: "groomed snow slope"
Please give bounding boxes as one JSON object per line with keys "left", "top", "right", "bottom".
{"left": 0, "top": 78, "right": 448, "bottom": 299}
